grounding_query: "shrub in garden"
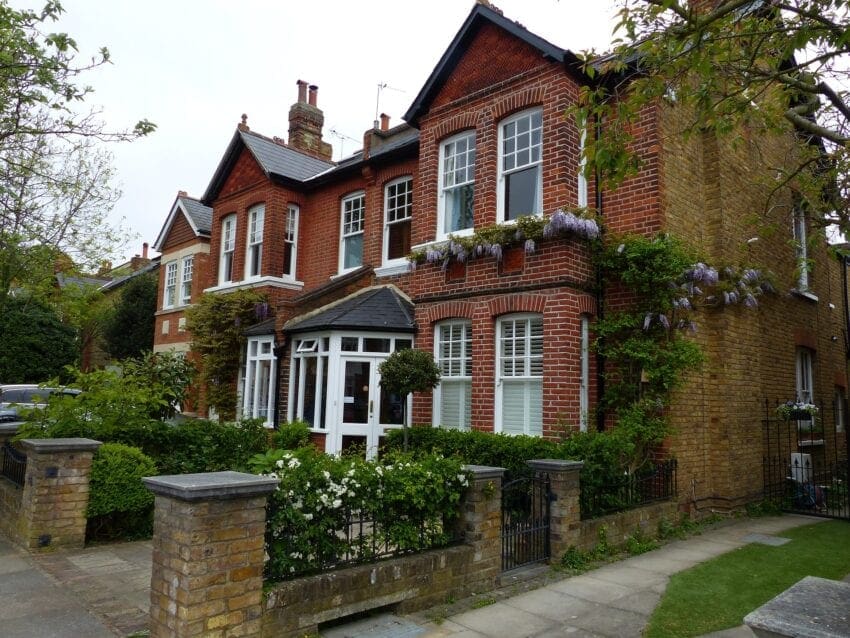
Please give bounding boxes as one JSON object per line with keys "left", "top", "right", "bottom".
{"left": 86, "top": 443, "right": 157, "bottom": 540}
{"left": 271, "top": 419, "right": 311, "bottom": 450}
{"left": 249, "top": 446, "right": 469, "bottom": 581}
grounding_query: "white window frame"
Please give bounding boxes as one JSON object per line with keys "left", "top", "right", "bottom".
{"left": 242, "top": 335, "right": 276, "bottom": 427}
{"left": 163, "top": 261, "right": 177, "bottom": 309}
{"left": 577, "top": 119, "right": 588, "bottom": 208}
{"left": 835, "top": 388, "right": 846, "bottom": 433}
{"left": 283, "top": 204, "right": 299, "bottom": 279}
{"left": 289, "top": 335, "right": 329, "bottom": 429}
{"left": 219, "top": 214, "right": 236, "bottom": 284}
{"left": 179, "top": 255, "right": 193, "bottom": 306}
{"left": 383, "top": 176, "right": 413, "bottom": 267}
{"left": 579, "top": 315, "right": 590, "bottom": 432}
{"left": 433, "top": 320, "right": 472, "bottom": 430}
{"left": 497, "top": 108, "right": 543, "bottom": 222}
{"left": 339, "top": 192, "right": 365, "bottom": 273}
{"left": 245, "top": 204, "right": 265, "bottom": 279}
{"left": 495, "top": 313, "right": 543, "bottom": 436}
{"left": 793, "top": 206, "right": 809, "bottom": 291}
{"left": 438, "top": 130, "right": 476, "bottom": 240}
{"left": 796, "top": 347, "right": 814, "bottom": 404}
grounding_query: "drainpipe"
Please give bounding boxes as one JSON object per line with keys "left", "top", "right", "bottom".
{"left": 842, "top": 254, "right": 850, "bottom": 360}
{"left": 594, "top": 115, "right": 606, "bottom": 433}
{"left": 273, "top": 340, "right": 285, "bottom": 430}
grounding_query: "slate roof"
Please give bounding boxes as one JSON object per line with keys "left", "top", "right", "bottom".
{"left": 244, "top": 317, "right": 276, "bottom": 337}
{"left": 55, "top": 273, "right": 111, "bottom": 290}
{"left": 284, "top": 286, "right": 415, "bottom": 334}
{"left": 180, "top": 197, "right": 212, "bottom": 235}
{"left": 99, "top": 258, "right": 160, "bottom": 293}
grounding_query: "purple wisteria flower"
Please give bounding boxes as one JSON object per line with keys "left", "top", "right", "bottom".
{"left": 426, "top": 248, "right": 444, "bottom": 263}
{"left": 658, "top": 314, "right": 671, "bottom": 330}
{"left": 743, "top": 293, "right": 758, "bottom": 308}
{"left": 488, "top": 244, "right": 503, "bottom": 261}
{"left": 644, "top": 313, "right": 653, "bottom": 330}
{"left": 524, "top": 239, "right": 536, "bottom": 254}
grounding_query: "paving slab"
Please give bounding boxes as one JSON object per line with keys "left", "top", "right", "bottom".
{"left": 589, "top": 564, "right": 669, "bottom": 589}
{"left": 548, "top": 575, "right": 634, "bottom": 603}
{"left": 741, "top": 533, "right": 791, "bottom": 546}
{"left": 564, "top": 604, "right": 649, "bottom": 638}
{"left": 445, "top": 602, "right": 558, "bottom": 638}
{"left": 501, "top": 588, "right": 599, "bottom": 622}
{"left": 322, "top": 612, "right": 427, "bottom": 638}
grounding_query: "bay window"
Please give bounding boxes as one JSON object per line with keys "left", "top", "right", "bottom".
{"left": 163, "top": 261, "right": 177, "bottom": 309}
{"left": 340, "top": 192, "right": 365, "bottom": 272}
{"left": 438, "top": 131, "right": 475, "bottom": 238}
{"left": 434, "top": 320, "right": 472, "bottom": 430}
{"left": 219, "top": 214, "right": 236, "bottom": 284}
{"left": 246, "top": 204, "right": 265, "bottom": 278}
{"left": 384, "top": 177, "right": 412, "bottom": 264}
{"left": 498, "top": 109, "right": 542, "bottom": 221}
{"left": 290, "top": 336, "right": 330, "bottom": 429}
{"left": 179, "top": 255, "right": 193, "bottom": 305}
{"left": 497, "top": 314, "right": 543, "bottom": 436}
{"left": 242, "top": 336, "right": 276, "bottom": 426}
{"left": 283, "top": 204, "right": 299, "bottom": 278}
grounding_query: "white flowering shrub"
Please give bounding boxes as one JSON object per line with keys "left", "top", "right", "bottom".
{"left": 248, "top": 447, "right": 469, "bottom": 581}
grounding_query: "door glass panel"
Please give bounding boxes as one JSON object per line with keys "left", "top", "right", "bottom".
{"left": 343, "top": 361, "right": 370, "bottom": 423}
{"left": 379, "top": 386, "right": 405, "bottom": 425}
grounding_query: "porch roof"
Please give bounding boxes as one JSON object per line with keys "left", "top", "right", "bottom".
{"left": 284, "top": 286, "right": 415, "bottom": 334}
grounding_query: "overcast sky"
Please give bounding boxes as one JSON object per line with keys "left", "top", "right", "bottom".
{"left": 37, "top": 0, "right": 619, "bottom": 262}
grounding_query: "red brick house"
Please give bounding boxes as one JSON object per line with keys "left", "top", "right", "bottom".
{"left": 153, "top": 2, "right": 848, "bottom": 510}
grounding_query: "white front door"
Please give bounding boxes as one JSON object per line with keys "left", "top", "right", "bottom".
{"left": 337, "top": 356, "right": 405, "bottom": 458}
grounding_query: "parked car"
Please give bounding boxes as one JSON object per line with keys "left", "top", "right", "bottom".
{"left": 0, "top": 384, "right": 81, "bottom": 422}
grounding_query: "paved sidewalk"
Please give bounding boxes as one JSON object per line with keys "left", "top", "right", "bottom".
{"left": 401, "top": 514, "right": 822, "bottom": 638}
{"left": 0, "top": 536, "right": 151, "bottom": 637}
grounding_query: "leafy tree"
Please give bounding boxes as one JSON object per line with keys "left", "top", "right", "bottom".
{"left": 0, "top": 1, "right": 155, "bottom": 301}
{"left": 102, "top": 273, "right": 157, "bottom": 360}
{"left": 576, "top": 0, "right": 850, "bottom": 233}
{"left": 0, "top": 295, "right": 76, "bottom": 382}
{"left": 378, "top": 348, "right": 441, "bottom": 450}
{"left": 185, "top": 290, "right": 269, "bottom": 420}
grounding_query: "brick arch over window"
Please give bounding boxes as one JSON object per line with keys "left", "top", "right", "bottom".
{"left": 488, "top": 294, "right": 546, "bottom": 317}
{"left": 794, "top": 328, "right": 817, "bottom": 351}
{"left": 424, "top": 301, "right": 475, "bottom": 324}
{"left": 380, "top": 171, "right": 414, "bottom": 189}
{"left": 433, "top": 112, "right": 480, "bottom": 142}
{"left": 492, "top": 87, "right": 546, "bottom": 121}
{"left": 576, "top": 293, "right": 597, "bottom": 317}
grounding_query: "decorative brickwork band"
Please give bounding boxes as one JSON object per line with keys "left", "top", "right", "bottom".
{"left": 527, "top": 459, "right": 583, "bottom": 561}
{"left": 144, "top": 471, "right": 278, "bottom": 638}
{"left": 17, "top": 438, "right": 102, "bottom": 551}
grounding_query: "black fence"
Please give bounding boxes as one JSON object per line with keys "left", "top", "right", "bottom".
{"left": 1, "top": 441, "right": 27, "bottom": 487}
{"left": 580, "top": 459, "right": 678, "bottom": 520}
{"left": 501, "top": 475, "right": 551, "bottom": 571}
{"left": 762, "top": 398, "right": 849, "bottom": 520}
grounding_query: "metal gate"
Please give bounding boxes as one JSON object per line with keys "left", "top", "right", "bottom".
{"left": 501, "top": 474, "right": 551, "bottom": 572}
{"left": 762, "top": 398, "right": 850, "bottom": 520}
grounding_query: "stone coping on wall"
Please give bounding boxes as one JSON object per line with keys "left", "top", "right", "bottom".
{"left": 0, "top": 423, "right": 21, "bottom": 437}
{"left": 143, "top": 470, "right": 278, "bottom": 501}
{"left": 462, "top": 464, "right": 506, "bottom": 479}
{"left": 527, "top": 459, "right": 584, "bottom": 472}
{"left": 19, "top": 438, "right": 101, "bottom": 453}
{"left": 744, "top": 576, "right": 850, "bottom": 637}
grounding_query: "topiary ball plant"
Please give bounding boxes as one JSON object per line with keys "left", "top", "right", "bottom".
{"left": 378, "top": 349, "right": 441, "bottom": 450}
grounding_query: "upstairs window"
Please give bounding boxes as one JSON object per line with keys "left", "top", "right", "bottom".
{"left": 246, "top": 204, "right": 265, "bottom": 278}
{"left": 793, "top": 206, "right": 810, "bottom": 291}
{"left": 284, "top": 204, "right": 299, "bottom": 278}
{"left": 163, "top": 261, "right": 177, "bottom": 309}
{"left": 219, "top": 214, "right": 236, "bottom": 284}
{"left": 179, "top": 256, "right": 193, "bottom": 306}
{"left": 796, "top": 347, "right": 814, "bottom": 404}
{"left": 577, "top": 119, "right": 588, "bottom": 208}
{"left": 340, "top": 192, "right": 365, "bottom": 272}
{"left": 498, "top": 109, "right": 542, "bottom": 221}
{"left": 384, "top": 177, "right": 412, "bottom": 264}
{"left": 439, "top": 131, "right": 475, "bottom": 238}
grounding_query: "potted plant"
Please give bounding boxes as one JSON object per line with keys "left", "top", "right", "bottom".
{"left": 776, "top": 401, "right": 819, "bottom": 421}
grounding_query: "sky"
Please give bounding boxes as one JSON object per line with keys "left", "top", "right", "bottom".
{"left": 35, "top": 0, "right": 620, "bottom": 263}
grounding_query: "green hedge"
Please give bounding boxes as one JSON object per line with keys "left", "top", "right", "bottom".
{"left": 86, "top": 443, "right": 157, "bottom": 540}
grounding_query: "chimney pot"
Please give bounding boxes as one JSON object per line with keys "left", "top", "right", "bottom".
{"left": 238, "top": 113, "right": 249, "bottom": 131}
{"left": 380, "top": 113, "right": 390, "bottom": 131}
{"left": 143, "top": 242, "right": 149, "bottom": 259}
{"left": 308, "top": 84, "right": 318, "bottom": 107}
{"left": 297, "top": 79, "right": 308, "bottom": 103}
{"left": 178, "top": 190, "right": 187, "bottom": 197}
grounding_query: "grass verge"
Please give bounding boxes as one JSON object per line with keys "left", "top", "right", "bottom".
{"left": 644, "top": 520, "right": 850, "bottom": 638}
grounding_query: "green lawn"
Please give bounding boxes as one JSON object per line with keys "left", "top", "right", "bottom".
{"left": 644, "top": 520, "right": 850, "bottom": 638}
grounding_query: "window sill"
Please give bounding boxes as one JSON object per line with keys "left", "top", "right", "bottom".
{"left": 204, "top": 277, "right": 304, "bottom": 294}
{"left": 156, "top": 305, "right": 192, "bottom": 316}
{"left": 375, "top": 262, "right": 411, "bottom": 278}
{"left": 798, "top": 438, "right": 824, "bottom": 447}
{"left": 792, "top": 289, "right": 819, "bottom": 303}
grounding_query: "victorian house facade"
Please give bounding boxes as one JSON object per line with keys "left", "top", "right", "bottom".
{"left": 153, "top": 3, "right": 849, "bottom": 511}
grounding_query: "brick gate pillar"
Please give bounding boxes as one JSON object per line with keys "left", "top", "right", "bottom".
{"left": 456, "top": 464, "right": 505, "bottom": 592}
{"left": 143, "top": 471, "right": 278, "bottom": 638}
{"left": 17, "top": 437, "right": 102, "bottom": 550}
{"left": 528, "top": 459, "right": 584, "bottom": 561}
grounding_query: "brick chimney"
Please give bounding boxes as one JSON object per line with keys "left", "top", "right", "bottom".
{"left": 380, "top": 113, "right": 390, "bottom": 131}
{"left": 288, "top": 79, "right": 333, "bottom": 161}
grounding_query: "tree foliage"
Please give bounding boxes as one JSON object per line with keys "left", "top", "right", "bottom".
{"left": 184, "top": 290, "right": 269, "bottom": 419}
{"left": 0, "top": 1, "right": 154, "bottom": 300}
{"left": 103, "top": 272, "right": 157, "bottom": 360}
{"left": 576, "top": 0, "right": 850, "bottom": 233}
{"left": 0, "top": 295, "right": 76, "bottom": 382}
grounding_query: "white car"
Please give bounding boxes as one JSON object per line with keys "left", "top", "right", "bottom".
{"left": 0, "top": 384, "right": 81, "bottom": 421}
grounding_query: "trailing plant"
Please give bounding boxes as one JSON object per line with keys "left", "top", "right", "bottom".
{"left": 184, "top": 290, "right": 268, "bottom": 419}
{"left": 775, "top": 401, "right": 819, "bottom": 420}
{"left": 595, "top": 234, "right": 773, "bottom": 459}
{"left": 408, "top": 208, "right": 599, "bottom": 269}
{"left": 378, "top": 348, "right": 441, "bottom": 450}
{"left": 250, "top": 447, "right": 468, "bottom": 581}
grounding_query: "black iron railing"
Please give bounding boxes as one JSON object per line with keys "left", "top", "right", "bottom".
{"left": 580, "top": 459, "right": 678, "bottom": 520}
{"left": 501, "top": 475, "right": 551, "bottom": 572}
{"left": 1, "top": 441, "right": 27, "bottom": 487}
